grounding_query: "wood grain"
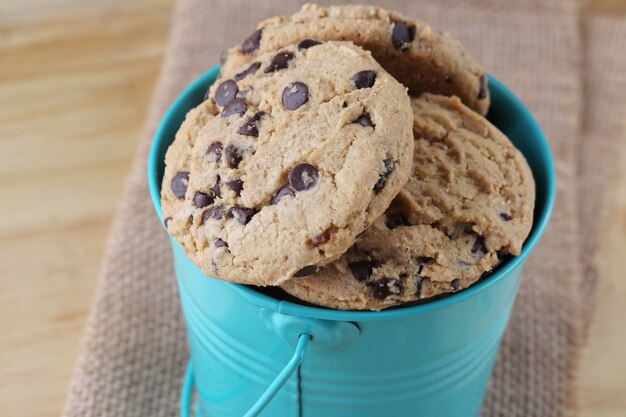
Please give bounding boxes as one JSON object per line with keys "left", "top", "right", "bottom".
{"left": 579, "top": 147, "right": 626, "bottom": 417}
{"left": 0, "top": 1, "right": 624, "bottom": 416}
{"left": 0, "top": 1, "right": 174, "bottom": 416}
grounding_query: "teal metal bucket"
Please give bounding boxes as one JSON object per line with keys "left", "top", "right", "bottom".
{"left": 148, "top": 66, "right": 556, "bottom": 417}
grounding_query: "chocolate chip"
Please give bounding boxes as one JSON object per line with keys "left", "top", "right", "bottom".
{"left": 214, "top": 80, "right": 238, "bottom": 106}
{"left": 349, "top": 261, "right": 377, "bottom": 282}
{"left": 225, "top": 145, "right": 243, "bottom": 168}
{"left": 499, "top": 212, "right": 512, "bottom": 221}
{"left": 471, "top": 235, "right": 487, "bottom": 256}
{"left": 214, "top": 239, "right": 228, "bottom": 248}
{"left": 294, "top": 265, "right": 319, "bottom": 277}
{"left": 188, "top": 215, "right": 193, "bottom": 224}
{"left": 237, "top": 111, "right": 265, "bottom": 137}
{"left": 451, "top": 279, "right": 461, "bottom": 291}
{"left": 221, "top": 98, "right": 247, "bottom": 117}
{"left": 374, "top": 159, "right": 394, "bottom": 192}
{"left": 415, "top": 278, "right": 423, "bottom": 297}
{"left": 372, "top": 278, "right": 404, "bottom": 300}
{"left": 391, "top": 20, "right": 416, "bottom": 50}
{"left": 271, "top": 186, "right": 294, "bottom": 204}
{"left": 444, "top": 75, "right": 454, "bottom": 84}
{"left": 310, "top": 233, "right": 329, "bottom": 246}
{"left": 289, "top": 163, "right": 319, "bottom": 191}
{"left": 386, "top": 214, "right": 409, "bottom": 229}
{"left": 241, "top": 29, "right": 262, "bottom": 54}
{"left": 309, "top": 226, "right": 338, "bottom": 247}
{"left": 458, "top": 260, "right": 471, "bottom": 268}
{"left": 212, "top": 176, "right": 222, "bottom": 198}
{"left": 202, "top": 205, "right": 223, "bottom": 223}
{"left": 350, "top": 70, "right": 376, "bottom": 89}
{"left": 206, "top": 142, "right": 223, "bottom": 162}
{"left": 282, "top": 82, "right": 309, "bottom": 110}
{"left": 264, "top": 51, "right": 294, "bottom": 73}
{"left": 234, "top": 62, "right": 261, "bottom": 81}
{"left": 478, "top": 74, "right": 488, "bottom": 99}
{"left": 497, "top": 250, "right": 509, "bottom": 261}
{"left": 163, "top": 217, "right": 172, "bottom": 229}
{"left": 226, "top": 179, "right": 244, "bottom": 195}
{"left": 193, "top": 192, "right": 214, "bottom": 208}
{"left": 415, "top": 257, "right": 431, "bottom": 275}
{"left": 353, "top": 112, "right": 374, "bottom": 127}
{"left": 171, "top": 171, "right": 189, "bottom": 198}
{"left": 298, "top": 39, "right": 321, "bottom": 49}
{"left": 229, "top": 206, "right": 257, "bottom": 225}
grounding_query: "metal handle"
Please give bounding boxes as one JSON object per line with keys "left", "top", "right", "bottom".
{"left": 181, "top": 333, "right": 312, "bottom": 417}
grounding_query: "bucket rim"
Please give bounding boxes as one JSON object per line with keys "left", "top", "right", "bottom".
{"left": 148, "top": 66, "right": 556, "bottom": 322}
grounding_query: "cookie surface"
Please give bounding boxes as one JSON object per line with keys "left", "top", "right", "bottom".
{"left": 161, "top": 100, "right": 215, "bottom": 247}
{"left": 222, "top": 3, "right": 489, "bottom": 115}
{"left": 281, "top": 94, "right": 535, "bottom": 310}
{"left": 162, "top": 41, "right": 414, "bottom": 286}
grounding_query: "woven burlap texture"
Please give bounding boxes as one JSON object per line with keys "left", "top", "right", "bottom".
{"left": 63, "top": 1, "right": 626, "bottom": 416}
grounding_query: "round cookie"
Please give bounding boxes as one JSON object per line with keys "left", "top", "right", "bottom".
{"left": 281, "top": 94, "right": 535, "bottom": 310}
{"left": 221, "top": 3, "right": 489, "bottom": 115}
{"left": 162, "top": 41, "right": 414, "bottom": 286}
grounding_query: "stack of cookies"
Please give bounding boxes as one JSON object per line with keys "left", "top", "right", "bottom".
{"left": 161, "top": 4, "right": 535, "bottom": 311}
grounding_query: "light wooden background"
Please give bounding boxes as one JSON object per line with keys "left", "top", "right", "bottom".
{"left": 0, "top": 1, "right": 624, "bottom": 416}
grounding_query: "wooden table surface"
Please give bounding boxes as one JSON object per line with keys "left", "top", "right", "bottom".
{"left": 1, "top": 1, "right": 624, "bottom": 416}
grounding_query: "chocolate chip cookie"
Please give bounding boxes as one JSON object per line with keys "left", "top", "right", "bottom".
{"left": 221, "top": 4, "right": 489, "bottom": 115}
{"left": 281, "top": 94, "right": 535, "bottom": 310}
{"left": 162, "top": 41, "right": 414, "bottom": 286}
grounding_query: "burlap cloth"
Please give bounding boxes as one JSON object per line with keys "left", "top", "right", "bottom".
{"left": 63, "top": 1, "right": 626, "bottom": 416}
